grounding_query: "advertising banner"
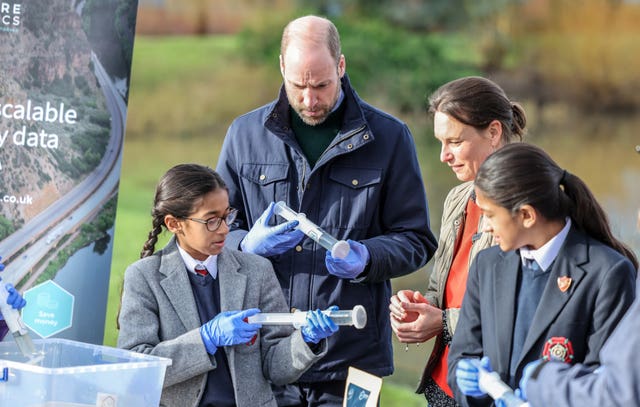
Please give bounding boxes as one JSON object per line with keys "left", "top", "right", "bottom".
{"left": 0, "top": 0, "right": 139, "bottom": 344}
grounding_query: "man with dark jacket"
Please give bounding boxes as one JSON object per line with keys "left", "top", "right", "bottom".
{"left": 216, "top": 15, "right": 437, "bottom": 406}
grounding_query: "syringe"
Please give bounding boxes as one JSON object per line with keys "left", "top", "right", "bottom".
{"left": 273, "top": 201, "right": 350, "bottom": 259}
{"left": 247, "top": 305, "right": 367, "bottom": 329}
{"left": 477, "top": 363, "right": 530, "bottom": 407}
{"left": 0, "top": 283, "right": 37, "bottom": 358}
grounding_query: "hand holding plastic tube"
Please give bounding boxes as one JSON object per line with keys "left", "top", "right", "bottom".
{"left": 273, "top": 201, "right": 350, "bottom": 259}
{"left": 241, "top": 202, "right": 305, "bottom": 256}
{"left": 301, "top": 306, "right": 339, "bottom": 343}
{"left": 456, "top": 356, "right": 492, "bottom": 398}
{"left": 325, "top": 239, "right": 370, "bottom": 279}
{"left": 457, "top": 356, "right": 529, "bottom": 407}
{"left": 3, "top": 283, "right": 27, "bottom": 312}
{"left": 200, "top": 309, "right": 262, "bottom": 355}
{"left": 0, "top": 280, "right": 35, "bottom": 356}
{"left": 497, "top": 360, "right": 542, "bottom": 406}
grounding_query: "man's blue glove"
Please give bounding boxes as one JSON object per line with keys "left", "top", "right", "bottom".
{"left": 241, "top": 202, "right": 305, "bottom": 256}
{"left": 301, "top": 306, "right": 339, "bottom": 344}
{"left": 456, "top": 356, "right": 492, "bottom": 398}
{"left": 200, "top": 309, "right": 262, "bottom": 355}
{"left": 5, "top": 284, "right": 26, "bottom": 310}
{"left": 325, "top": 239, "right": 369, "bottom": 279}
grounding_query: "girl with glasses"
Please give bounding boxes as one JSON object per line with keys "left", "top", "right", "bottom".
{"left": 117, "top": 163, "right": 339, "bottom": 407}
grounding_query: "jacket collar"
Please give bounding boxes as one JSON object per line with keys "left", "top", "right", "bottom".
{"left": 265, "top": 73, "right": 369, "bottom": 140}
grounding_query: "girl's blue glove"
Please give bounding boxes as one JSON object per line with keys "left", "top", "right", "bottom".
{"left": 200, "top": 309, "right": 262, "bottom": 354}
{"left": 456, "top": 356, "right": 493, "bottom": 398}
{"left": 301, "top": 306, "right": 339, "bottom": 344}
{"left": 6, "top": 284, "right": 26, "bottom": 310}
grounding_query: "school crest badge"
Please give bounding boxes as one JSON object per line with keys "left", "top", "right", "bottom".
{"left": 542, "top": 337, "right": 574, "bottom": 363}
{"left": 557, "top": 276, "right": 572, "bottom": 293}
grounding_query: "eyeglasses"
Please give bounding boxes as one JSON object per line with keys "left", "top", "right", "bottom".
{"left": 182, "top": 208, "right": 238, "bottom": 232}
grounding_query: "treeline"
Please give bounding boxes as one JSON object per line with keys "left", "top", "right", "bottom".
{"left": 236, "top": 0, "right": 640, "bottom": 113}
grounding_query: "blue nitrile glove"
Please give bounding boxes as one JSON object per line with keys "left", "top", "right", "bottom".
{"left": 199, "top": 308, "right": 262, "bottom": 355}
{"left": 456, "top": 356, "right": 492, "bottom": 398}
{"left": 301, "top": 306, "right": 339, "bottom": 344}
{"left": 325, "top": 239, "right": 369, "bottom": 279}
{"left": 5, "top": 284, "right": 26, "bottom": 310}
{"left": 0, "top": 255, "right": 5, "bottom": 272}
{"left": 516, "top": 359, "right": 543, "bottom": 402}
{"left": 240, "top": 202, "right": 305, "bottom": 256}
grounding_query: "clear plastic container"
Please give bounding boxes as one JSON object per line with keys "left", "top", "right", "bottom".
{"left": 0, "top": 338, "right": 171, "bottom": 407}
{"left": 273, "top": 201, "right": 350, "bottom": 259}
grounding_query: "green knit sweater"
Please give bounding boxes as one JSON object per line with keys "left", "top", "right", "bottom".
{"left": 290, "top": 100, "right": 345, "bottom": 168}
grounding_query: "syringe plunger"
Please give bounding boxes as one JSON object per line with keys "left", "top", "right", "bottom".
{"left": 273, "top": 201, "right": 350, "bottom": 259}
{"left": 247, "top": 305, "right": 367, "bottom": 329}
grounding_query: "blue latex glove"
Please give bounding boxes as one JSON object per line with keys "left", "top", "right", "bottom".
{"left": 456, "top": 356, "right": 492, "bottom": 398}
{"left": 301, "top": 306, "right": 339, "bottom": 344}
{"left": 200, "top": 308, "right": 262, "bottom": 355}
{"left": 240, "top": 202, "right": 305, "bottom": 256}
{"left": 5, "top": 284, "right": 26, "bottom": 310}
{"left": 0, "top": 255, "right": 5, "bottom": 272}
{"left": 516, "top": 358, "right": 543, "bottom": 402}
{"left": 325, "top": 239, "right": 369, "bottom": 279}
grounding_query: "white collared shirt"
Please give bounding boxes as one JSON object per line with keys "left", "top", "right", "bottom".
{"left": 176, "top": 243, "right": 218, "bottom": 279}
{"left": 519, "top": 218, "right": 572, "bottom": 272}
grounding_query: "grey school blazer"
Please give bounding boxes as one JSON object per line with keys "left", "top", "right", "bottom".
{"left": 117, "top": 238, "right": 326, "bottom": 407}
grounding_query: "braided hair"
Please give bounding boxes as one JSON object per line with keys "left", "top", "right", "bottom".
{"left": 140, "top": 164, "right": 227, "bottom": 258}
{"left": 475, "top": 143, "right": 638, "bottom": 269}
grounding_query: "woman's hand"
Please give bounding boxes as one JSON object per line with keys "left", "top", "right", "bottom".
{"left": 390, "top": 290, "right": 443, "bottom": 343}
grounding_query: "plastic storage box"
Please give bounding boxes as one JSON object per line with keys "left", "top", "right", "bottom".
{"left": 0, "top": 338, "right": 171, "bottom": 407}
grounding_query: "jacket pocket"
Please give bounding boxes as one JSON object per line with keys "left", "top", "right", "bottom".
{"left": 239, "top": 163, "right": 291, "bottom": 219}
{"left": 327, "top": 166, "right": 382, "bottom": 230}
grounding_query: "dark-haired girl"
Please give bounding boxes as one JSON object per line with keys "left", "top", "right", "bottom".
{"left": 117, "top": 164, "right": 337, "bottom": 407}
{"left": 448, "top": 143, "right": 637, "bottom": 407}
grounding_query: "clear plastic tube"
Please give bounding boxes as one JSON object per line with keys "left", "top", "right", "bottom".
{"left": 273, "top": 201, "right": 350, "bottom": 259}
{"left": 478, "top": 364, "right": 530, "bottom": 407}
{"left": 247, "top": 305, "right": 367, "bottom": 329}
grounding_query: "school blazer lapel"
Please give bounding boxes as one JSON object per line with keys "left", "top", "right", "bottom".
{"left": 217, "top": 249, "right": 248, "bottom": 373}
{"left": 518, "top": 227, "right": 587, "bottom": 366}
{"left": 217, "top": 249, "right": 247, "bottom": 313}
{"left": 493, "top": 250, "right": 520, "bottom": 371}
{"left": 159, "top": 239, "right": 202, "bottom": 331}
